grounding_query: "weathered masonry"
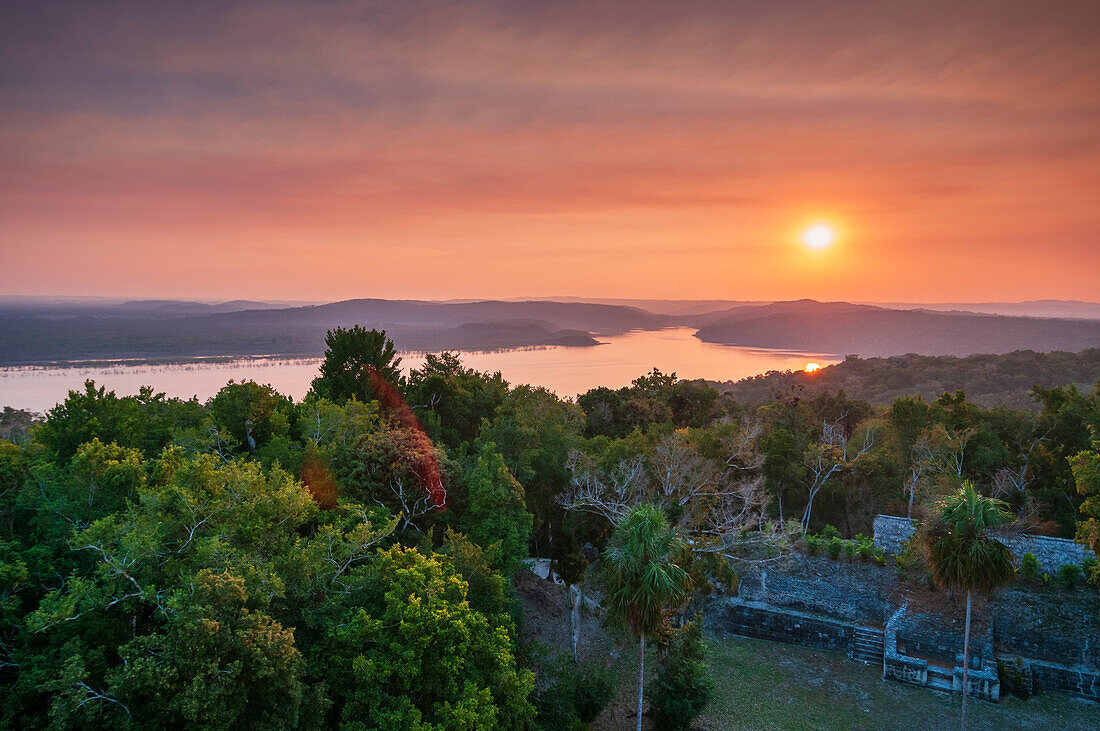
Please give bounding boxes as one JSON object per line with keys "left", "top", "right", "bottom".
{"left": 707, "top": 548, "right": 1100, "bottom": 703}
{"left": 873, "top": 514, "right": 1095, "bottom": 573}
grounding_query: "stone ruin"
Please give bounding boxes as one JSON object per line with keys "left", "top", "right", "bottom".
{"left": 705, "top": 521, "right": 1099, "bottom": 703}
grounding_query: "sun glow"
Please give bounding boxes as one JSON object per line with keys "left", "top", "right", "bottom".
{"left": 804, "top": 362, "right": 822, "bottom": 373}
{"left": 802, "top": 224, "right": 836, "bottom": 250}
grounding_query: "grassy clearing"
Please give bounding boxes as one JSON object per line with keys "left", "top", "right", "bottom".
{"left": 594, "top": 634, "right": 1099, "bottom": 730}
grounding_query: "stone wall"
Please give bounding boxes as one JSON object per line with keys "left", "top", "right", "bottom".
{"left": 720, "top": 551, "right": 1100, "bottom": 703}
{"left": 1028, "top": 659, "right": 1100, "bottom": 701}
{"left": 872, "top": 514, "right": 1095, "bottom": 572}
{"left": 872, "top": 515, "right": 916, "bottom": 554}
{"left": 712, "top": 598, "right": 858, "bottom": 655}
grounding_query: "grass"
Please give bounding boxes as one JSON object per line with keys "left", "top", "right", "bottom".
{"left": 595, "top": 634, "right": 1100, "bottom": 730}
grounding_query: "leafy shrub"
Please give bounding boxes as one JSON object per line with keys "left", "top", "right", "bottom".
{"left": 1083, "top": 556, "right": 1099, "bottom": 589}
{"left": 856, "top": 537, "right": 875, "bottom": 563}
{"left": 821, "top": 525, "right": 841, "bottom": 540}
{"left": 842, "top": 541, "right": 857, "bottom": 561}
{"left": 534, "top": 656, "right": 615, "bottom": 729}
{"left": 805, "top": 535, "right": 823, "bottom": 556}
{"left": 1057, "top": 563, "right": 1083, "bottom": 590}
{"left": 1017, "top": 552, "right": 1040, "bottom": 582}
{"left": 651, "top": 619, "right": 711, "bottom": 730}
{"left": 827, "top": 536, "right": 843, "bottom": 560}
{"left": 571, "top": 661, "right": 616, "bottom": 723}
{"left": 873, "top": 548, "right": 886, "bottom": 567}
{"left": 1040, "top": 572, "right": 1052, "bottom": 587}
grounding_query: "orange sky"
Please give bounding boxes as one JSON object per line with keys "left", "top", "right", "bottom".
{"left": 1, "top": 0, "right": 1098, "bottom": 302}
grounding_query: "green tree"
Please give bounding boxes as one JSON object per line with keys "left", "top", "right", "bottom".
{"left": 207, "top": 380, "right": 294, "bottom": 455}
{"left": 109, "top": 570, "right": 303, "bottom": 730}
{"left": 459, "top": 443, "right": 533, "bottom": 577}
{"left": 310, "top": 326, "right": 403, "bottom": 404}
{"left": 651, "top": 618, "right": 711, "bottom": 730}
{"left": 603, "top": 506, "right": 691, "bottom": 731}
{"left": 406, "top": 352, "right": 509, "bottom": 449}
{"left": 922, "top": 482, "right": 1015, "bottom": 730}
{"left": 1071, "top": 441, "right": 1100, "bottom": 586}
{"left": 313, "top": 545, "right": 535, "bottom": 729}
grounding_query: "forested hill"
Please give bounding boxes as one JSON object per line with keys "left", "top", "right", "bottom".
{"left": 0, "top": 299, "right": 669, "bottom": 365}
{"left": 692, "top": 300, "right": 1100, "bottom": 356}
{"left": 707, "top": 349, "right": 1100, "bottom": 409}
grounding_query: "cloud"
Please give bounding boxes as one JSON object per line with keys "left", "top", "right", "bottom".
{"left": 1, "top": 0, "right": 1098, "bottom": 300}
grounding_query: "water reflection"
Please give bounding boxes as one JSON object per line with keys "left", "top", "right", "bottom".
{"left": 0, "top": 328, "right": 837, "bottom": 412}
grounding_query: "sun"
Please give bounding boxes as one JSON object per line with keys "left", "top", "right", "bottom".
{"left": 802, "top": 224, "right": 836, "bottom": 250}
{"left": 804, "top": 362, "right": 822, "bottom": 373}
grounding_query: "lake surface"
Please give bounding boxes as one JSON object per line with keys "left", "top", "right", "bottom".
{"left": 0, "top": 328, "right": 837, "bottom": 413}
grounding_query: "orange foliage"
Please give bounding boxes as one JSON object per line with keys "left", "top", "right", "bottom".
{"left": 300, "top": 449, "right": 338, "bottom": 510}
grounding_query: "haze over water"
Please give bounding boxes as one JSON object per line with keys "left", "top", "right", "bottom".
{"left": 0, "top": 328, "right": 836, "bottom": 413}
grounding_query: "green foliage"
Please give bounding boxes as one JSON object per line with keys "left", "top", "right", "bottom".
{"left": 923, "top": 482, "right": 1016, "bottom": 593}
{"left": 310, "top": 326, "right": 403, "bottom": 404}
{"left": 651, "top": 619, "right": 711, "bottom": 730}
{"left": 855, "top": 535, "right": 874, "bottom": 562}
{"left": 1083, "top": 555, "right": 1099, "bottom": 588}
{"left": 207, "top": 380, "right": 294, "bottom": 455}
{"left": 603, "top": 506, "right": 691, "bottom": 639}
{"left": 826, "top": 536, "right": 843, "bottom": 560}
{"left": 109, "top": 570, "right": 304, "bottom": 730}
{"left": 533, "top": 654, "right": 616, "bottom": 730}
{"left": 36, "top": 380, "right": 204, "bottom": 462}
{"left": 1056, "top": 563, "right": 1083, "bottom": 590}
{"left": 1072, "top": 444, "right": 1100, "bottom": 553}
{"left": 1018, "top": 552, "right": 1041, "bottom": 582}
{"left": 804, "top": 535, "right": 823, "bottom": 555}
{"left": 458, "top": 444, "right": 533, "bottom": 577}
{"left": 577, "top": 369, "right": 720, "bottom": 439}
{"left": 406, "top": 352, "right": 509, "bottom": 449}
{"left": 315, "top": 545, "right": 535, "bottom": 729}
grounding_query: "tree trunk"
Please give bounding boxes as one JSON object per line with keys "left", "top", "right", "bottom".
{"left": 637, "top": 634, "right": 645, "bottom": 731}
{"left": 569, "top": 584, "right": 581, "bottom": 662}
{"left": 907, "top": 477, "right": 915, "bottom": 519}
{"left": 961, "top": 590, "right": 971, "bottom": 730}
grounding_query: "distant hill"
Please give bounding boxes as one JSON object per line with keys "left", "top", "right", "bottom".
{"left": 691, "top": 300, "right": 1100, "bottom": 357}
{"left": 876, "top": 300, "right": 1100, "bottom": 320}
{"left": 114, "top": 300, "right": 290, "bottom": 316}
{"left": 706, "top": 349, "right": 1100, "bottom": 410}
{"left": 3, "top": 296, "right": 1098, "bottom": 368}
{"left": 0, "top": 299, "right": 665, "bottom": 365}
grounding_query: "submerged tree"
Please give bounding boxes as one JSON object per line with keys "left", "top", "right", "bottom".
{"left": 922, "top": 482, "right": 1014, "bottom": 730}
{"left": 603, "top": 506, "right": 691, "bottom": 731}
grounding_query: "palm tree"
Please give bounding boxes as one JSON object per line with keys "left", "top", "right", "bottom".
{"left": 922, "top": 482, "right": 1015, "bottom": 730}
{"left": 603, "top": 505, "right": 691, "bottom": 731}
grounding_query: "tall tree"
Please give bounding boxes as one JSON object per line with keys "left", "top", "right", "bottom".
{"left": 603, "top": 506, "right": 691, "bottom": 731}
{"left": 310, "top": 326, "right": 403, "bottom": 404}
{"left": 459, "top": 443, "right": 533, "bottom": 577}
{"left": 922, "top": 483, "right": 1015, "bottom": 730}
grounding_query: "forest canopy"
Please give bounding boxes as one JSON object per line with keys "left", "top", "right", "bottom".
{"left": 1, "top": 329, "right": 1098, "bottom": 729}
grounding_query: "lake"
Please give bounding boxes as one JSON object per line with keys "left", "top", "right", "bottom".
{"left": 0, "top": 328, "right": 837, "bottom": 413}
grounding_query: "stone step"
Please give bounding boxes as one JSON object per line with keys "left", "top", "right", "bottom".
{"left": 851, "top": 628, "right": 884, "bottom": 665}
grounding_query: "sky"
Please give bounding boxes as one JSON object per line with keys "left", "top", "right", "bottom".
{"left": 1, "top": 0, "right": 1098, "bottom": 303}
